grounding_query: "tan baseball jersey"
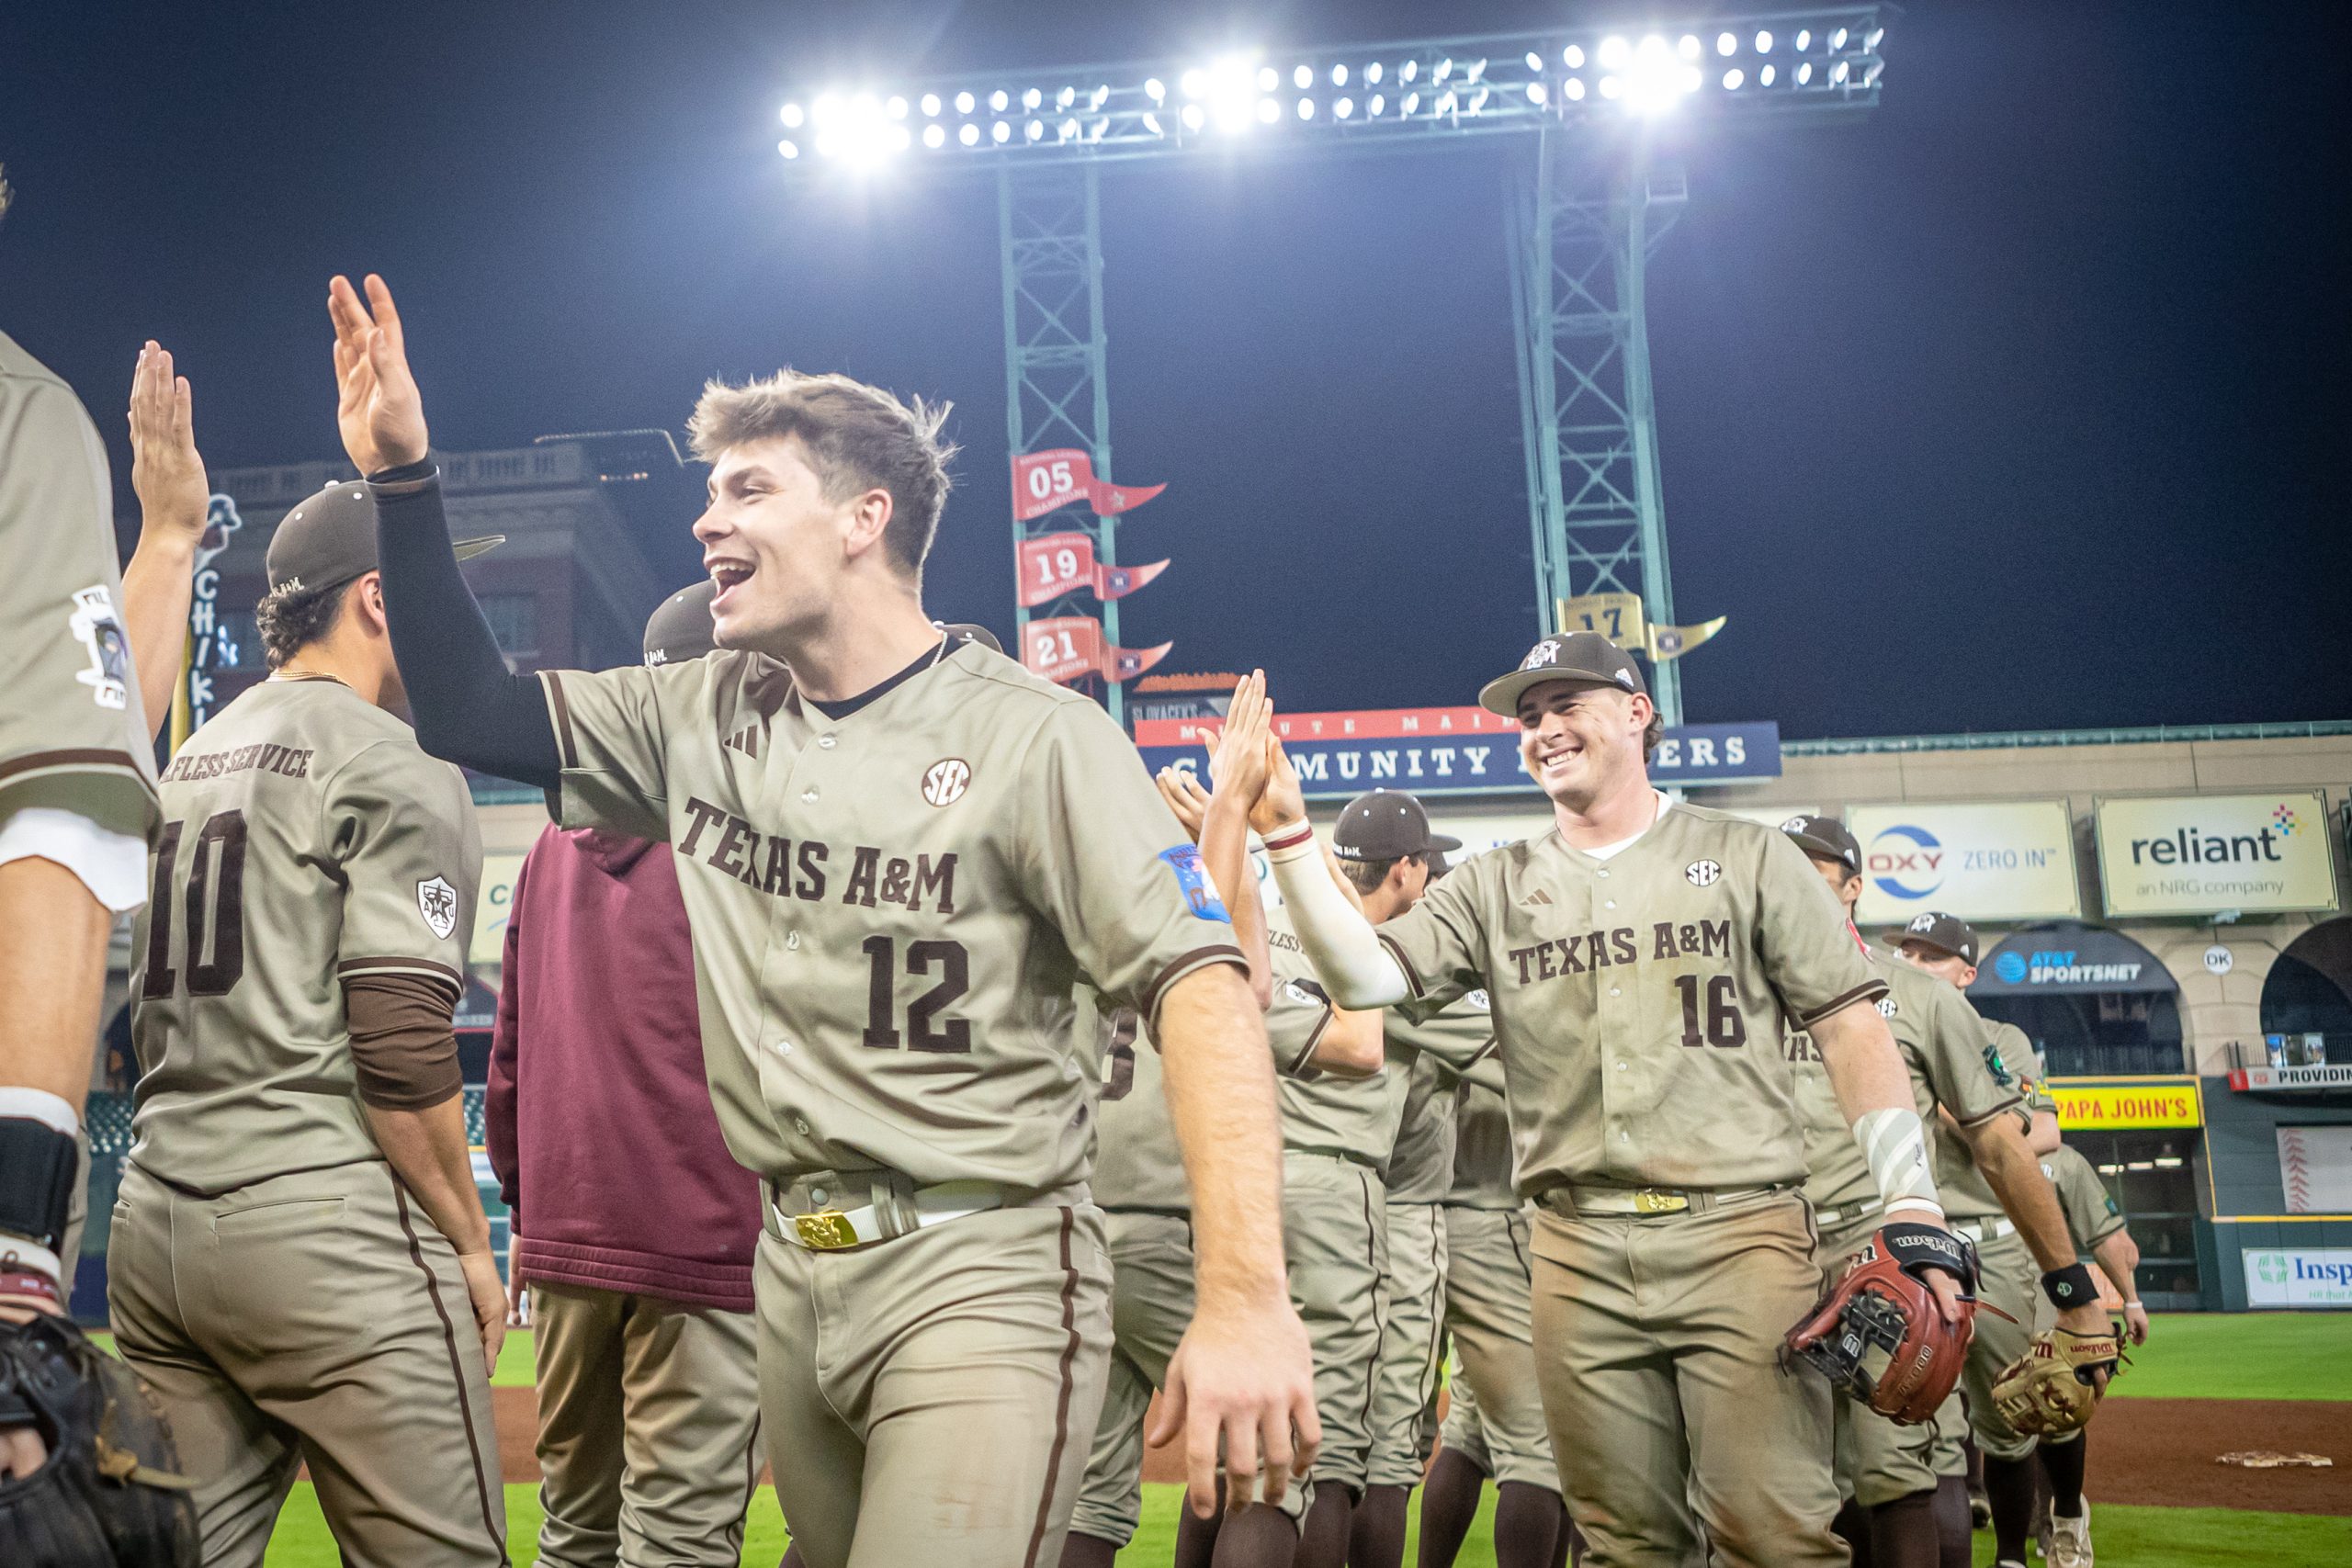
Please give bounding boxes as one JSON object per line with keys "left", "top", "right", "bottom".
{"left": 0, "top": 329, "right": 158, "bottom": 840}
{"left": 1447, "top": 1078, "right": 1518, "bottom": 1210}
{"left": 540, "top": 641, "right": 1243, "bottom": 1191}
{"left": 1382, "top": 990, "right": 1509, "bottom": 1205}
{"left": 2042, "top": 1145, "right": 2125, "bottom": 1252}
{"left": 129, "top": 677, "right": 480, "bottom": 1193}
{"left": 1376, "top": 801, "right": 1887, "bottom": 1193}
{"left": 1791, "top": 952, "right": 2022, "bottom": 1224}
{"left": 1091, "top": 973, "right": 1336, "bottom": 1213}
{"left": 1932, "top": 1021, "right": 2041, "bottom": 1221}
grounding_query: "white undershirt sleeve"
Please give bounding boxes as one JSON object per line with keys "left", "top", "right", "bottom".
{"left": 0, "top": 806, "right": 151, "bottom": 912}
{"left": 1261, "top": 823, "right": 1412, "bottom": 1010}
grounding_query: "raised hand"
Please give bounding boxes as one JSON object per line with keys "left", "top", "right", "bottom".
{"left": 1156, "top": 766, "right": 1212, "bottom": 842}
{"left": 1246, "top": 735, "right": 1308, "bottom": 837}
{"left": 127, "top": 342, "right": 208, "bottom": 547}
{"left": 328, "top": 273, "right": 429, "bottom": 474}
{"left": 1210, "top": 671, "right": 1273, "bottom": 804}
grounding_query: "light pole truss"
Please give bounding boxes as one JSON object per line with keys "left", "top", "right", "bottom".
{"left": 1509, "top": 134, "right": 1691, "bottom": 723}
{"left": 999, "top": 166, "right": 1125, "bottom": 723}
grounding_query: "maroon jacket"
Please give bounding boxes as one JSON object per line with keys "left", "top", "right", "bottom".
{"left": 487, "top": 825, "right": 761, "bottom": 1311}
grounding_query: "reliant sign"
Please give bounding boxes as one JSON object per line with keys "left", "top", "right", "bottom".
{"left": 1848, "top": 802, "right": 2081, "bottom": 926}
{"left": 2242, "top": 1248, "right": 2352, "bottom": 1308}
{"left": 2096, "top": 792, "right": 2339, "bottom": 917}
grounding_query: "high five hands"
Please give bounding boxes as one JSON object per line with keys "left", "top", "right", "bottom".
{"left": 328, "top": 274, "right": 430, "bottom": 474}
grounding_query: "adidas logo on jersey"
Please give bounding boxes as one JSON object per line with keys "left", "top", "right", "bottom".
{"left": 1520, "top": 888, "right": 1554, "bottom": 908}
{"left": 724, "top": 724, "right": 762, "bottom": 758}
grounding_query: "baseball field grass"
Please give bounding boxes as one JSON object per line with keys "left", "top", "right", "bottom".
{"left": 221, "top": 1311, "right": 2352, "bottom": 1563}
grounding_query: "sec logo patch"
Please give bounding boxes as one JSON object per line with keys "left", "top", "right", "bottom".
{"left": 1876, "top": 996, "right": 1899, "bottom": 1019}
{"left": 922, "top": 758, "right": 971, "bottom": 807}
{"left": 1684, "top": 859, "right": 1722, "bottom": 886}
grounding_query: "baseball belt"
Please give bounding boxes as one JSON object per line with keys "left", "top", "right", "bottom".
{"left": 1815, "top": 1196, "right": 1885, "bottom": 1228}
{"left": 1535, "top": 1181, "right": 1787, "bottom": 1219}
{"left": 1951, "top": 1216, "right": 2018, "bottom": 1245}
{"left": 763, "top": 1170, "right": 1088, "bottom": 1251}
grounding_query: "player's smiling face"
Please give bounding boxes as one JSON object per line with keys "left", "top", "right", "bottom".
{"left": 694, "top": 437, "right": 883, "bottom": 651}
{"left": 1515, "top": 680, "right": 1645, "bottom": 805}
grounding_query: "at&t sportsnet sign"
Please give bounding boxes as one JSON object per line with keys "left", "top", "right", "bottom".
{"left": 1134, "top": 708, "right": 1780, "bottom": 798}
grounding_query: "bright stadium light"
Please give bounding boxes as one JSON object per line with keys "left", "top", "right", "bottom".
{"left": 959, "top": 121, "right": 978, "bottom": 145}
{"left": 770, "top": 7, "right": 1891, "bottom": 166}
{"left": 923, "top": 122, "right": 945, "bottom": 147}
{"left": 778, "top": 138, "right": 799, "bottom": 158}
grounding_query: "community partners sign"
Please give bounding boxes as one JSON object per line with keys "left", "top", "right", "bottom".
{"left": 2096, "top": 791, "right": 2339, "bottom": 917}
{"left": 2243, "top": 1248, "right": 2352, "bottom": 1308}
{"left": 1849, "top": 801, "right": 2081, "bottom": 926}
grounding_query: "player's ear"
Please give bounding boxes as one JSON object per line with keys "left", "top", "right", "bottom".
{"left": 842, "top": 484, "right": 895, "bottom": 562}
{"left": 351, "top": 571, "right": 390, "bottom": 636}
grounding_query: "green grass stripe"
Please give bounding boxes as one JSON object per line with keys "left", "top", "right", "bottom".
{"left": 254, "top": 1485, "right": 2349, "bottom": 1566}
{"left": 2109, "top": 1312, "right": 2352, "bottom": 1402}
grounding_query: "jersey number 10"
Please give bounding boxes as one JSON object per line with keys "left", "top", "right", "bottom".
{"left": 141, "top": 810, "right": 249, "bottom": 998}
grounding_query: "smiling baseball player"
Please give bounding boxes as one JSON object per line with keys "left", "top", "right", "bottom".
{"left": 336, "top": 272, "right": 1315, "bottom": 1567}
{"left": 1241, "top": 632, "right": 1969, "bottom": 1568}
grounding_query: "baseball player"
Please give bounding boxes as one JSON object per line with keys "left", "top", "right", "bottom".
{"left": 1423, "top": 1073, "right": 1577, "bottom": 1568}
{"left": 485, "top": 581, "right": 768, "bottom": 1568}
{"left": 1887, "top": 914, "right": 2109, "bottom": 1568}
{"left": 1, "top": 298, "right": 197, "bottom": 1516}
{"left": 1779, "top": 820, "right": 2107, "bottom": 1568}
{"left": 1066, "top": 682, "right": 1383, "bottom": 1568}
{"left": 108, "top": 469, "right": 512, "bottom": 1563}
{"left": 2032, "top": 1141, "right": 2143, "bottom": 1568}
{"left": 1242, "top": 631, "right": 1971, "bottom": 1568}
{"left": 334, "top": 272, "right": 1316, "bottom": 1567}
{"left": 1340, "top": 798, "right": 1467, "bottom": 1568}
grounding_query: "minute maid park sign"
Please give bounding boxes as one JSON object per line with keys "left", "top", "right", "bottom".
{"left": 2095, "top": 791, "right": 2340, "bottom": 918}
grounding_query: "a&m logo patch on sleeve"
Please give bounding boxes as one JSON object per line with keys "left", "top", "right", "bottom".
{"left": 1158, "top": 844, "right": 1231, "bottom": 923}
{"left": 416, "top": 875, "right": 459, "bottom": 940}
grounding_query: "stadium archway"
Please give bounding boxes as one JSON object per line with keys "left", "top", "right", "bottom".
{"left": 2258, "top": 918, "right": 2352, "bottom": 1066}
{"left": 1969, "top": 921, "right": 2183, "bottom": 1077}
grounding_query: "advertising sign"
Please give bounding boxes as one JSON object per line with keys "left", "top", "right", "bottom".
{"left": 2095, "top": 791, "right": 2339, "bottom": 917}
{"left": 2279, "top": 1125, "right": 2352, "bottom": 1214}
{"left": 469, "top": 852, "right": 527, "bottom": 967}
{"left": 2243, "top": 1248, "right": 2352, "bottom": 1308}
{"left": 2049, "top": 1081, "right": 2201, "bottom": 1130}
{"left": 1972, "top": 926, "right": 2173, "bottom": 995}
{"left": 1849, "top": 801, "right": 2081, "bottom": 926}
{"left": 1135, "top": 708, "right": 1779, "bottom": 799}
{"left": 2230, "top": 1064, "right": 2352, "bottom": 1092}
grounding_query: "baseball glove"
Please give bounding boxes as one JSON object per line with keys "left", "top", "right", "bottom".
{"left": 0, "top": 1313, "right": 199, "bottom": 1566}
{"left": 1785, "top": 1222, "right": 1979, "bottom": 1424}
{"left": 1990, "top": 1325, "right": 2122, "bottom": 1436}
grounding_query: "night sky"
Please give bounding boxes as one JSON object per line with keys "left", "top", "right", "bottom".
{"left": 6, "top": 1, "right": 2346, "bottom": 739}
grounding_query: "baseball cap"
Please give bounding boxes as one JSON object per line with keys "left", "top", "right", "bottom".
{"left": 1781, "top": 813, "right": 1861, "bottom": 874}
{"left": 265, "top": 481, "right": 502, "bottom": 594}
{"left": 1332, "top": 790, "right": 1461, "bottom": 863}
{"left": 936, "top": 621, "right": 1004, "bottom": 655}
{"left": 1889, "top": 911, "right": 1979, "bottom": 966}
{"left": 1477, "top": 632, "right": 1647, "bottom": 718}
{"left": 643, "top": 580, "right": 718, "bottom": 667}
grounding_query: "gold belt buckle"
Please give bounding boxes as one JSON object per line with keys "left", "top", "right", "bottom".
{"left": 793, "top": 1209, "right": 860, "bottom": 1249}
{"left": 1633, "top": 1188, "right": 1689, "bottom": 1214}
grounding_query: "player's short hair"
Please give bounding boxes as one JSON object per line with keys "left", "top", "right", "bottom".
{"left": 1643, "top": 707, "right": 1663, "bottom": 762}
{"left": 254, "top": 578, "right": 349, "bottom": 669}
{"left": 1340, "top": 852, "right": 1428, "bottom": 897}
{"left": 688, "top": 370, "right": 958, "bottom": 582}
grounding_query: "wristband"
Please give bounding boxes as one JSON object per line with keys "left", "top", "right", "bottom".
{"left": 2041, "top": 1261, "right": 2099, "bottom": 1311}
{"left": 0, "top": 1270, "right": 61, "bottom": 1306}
{"left": 1261, "top": 818, "right": 1316, "bottom": 858}
{"left": 366, "top": 457, "right": 439, "bottom": 493}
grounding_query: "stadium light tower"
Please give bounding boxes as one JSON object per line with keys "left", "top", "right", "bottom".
{"left": 777, "top": 9, "right": 1893, "bottom": 726}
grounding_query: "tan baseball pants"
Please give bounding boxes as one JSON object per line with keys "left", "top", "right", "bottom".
{"left": 1069, "top": 1210, "right": 1197, "bottom": 1547}
{"left": 1529, "top": 1191, "right": 1841, "bottom": 1568}
{"left": 1283, "top": 1149, "right": 1389, "bottom": 1498}
{"left": 752, "top": 1199, "right": 1113, "bottom": 1568}
{"left": 527, "top": 1280, "right": 763, "bottom": 1567}
{"left": 1363, "top": 1200, "right": 1448, "bottom": 1488}
{"left": 1442, "top": 1206, "right": 1558, "bottom": 1492}
{"left": 106, "top": 1158, "right": 507, "bottom": 1567}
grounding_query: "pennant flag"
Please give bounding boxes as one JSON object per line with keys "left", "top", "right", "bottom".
{"left": 1017, "top": 532, "right": 1170, "bottom": 607}
{"left": 1020, "top": 615, "right": 1173, "bottom": 686}
{"left": 1012, "top": 448, "right": 1167, "bottom": 522}
{"left": 1647, "top": 615, "right": 1727, "bottom": 661}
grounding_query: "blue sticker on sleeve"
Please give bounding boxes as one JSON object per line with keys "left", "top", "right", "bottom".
{"left": 1158, "top": 844, "right": 1231, "bottom": 924}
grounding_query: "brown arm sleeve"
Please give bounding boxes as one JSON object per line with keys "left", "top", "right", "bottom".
{"left": 345, "top": 972, "right": 464, "bottom": 1111}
